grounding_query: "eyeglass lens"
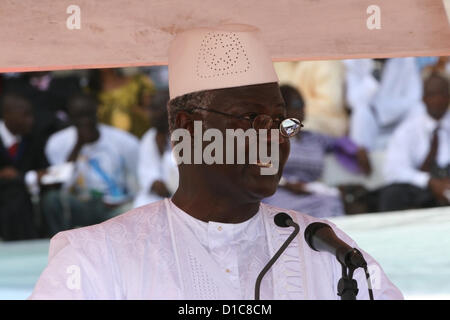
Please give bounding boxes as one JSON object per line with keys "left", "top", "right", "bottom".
{"left": 252, "top": 115, "right": 302, "bottom": 138}
{"left": 280, "top": 118, "right": 302, "bottom": 137}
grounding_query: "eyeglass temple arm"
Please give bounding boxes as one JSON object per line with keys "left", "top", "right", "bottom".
{"left": 189, "top": 106, "right": 245, "bottom": 120}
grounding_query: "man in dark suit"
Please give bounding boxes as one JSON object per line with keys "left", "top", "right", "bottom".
{"left": 0, "top": 92, "right": 49, "bottom": 240}
{"left": 2, "top": 71, "right": 82, "bottom": 140}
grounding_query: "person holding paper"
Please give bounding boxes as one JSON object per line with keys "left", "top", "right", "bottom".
{"left": 41, "top": 94, "right": 139, "bottom": 236}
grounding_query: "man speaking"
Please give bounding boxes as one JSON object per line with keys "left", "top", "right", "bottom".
{"left": 30, "top": 25, "right": 402, "bottom": 299}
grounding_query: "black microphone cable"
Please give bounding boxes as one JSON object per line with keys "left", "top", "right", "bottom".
{"left": 355, "top": 248, "right": 374, "bottom": 300}
{"left": 255, "top": 212, "right": 300, "bottom": 300}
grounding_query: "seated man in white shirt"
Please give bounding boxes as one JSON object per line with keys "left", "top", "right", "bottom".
{"left": 133, "top": 89, "right": 178, "bottom": 208}
{"left": 41, "top": 94, "right": 139, "bottom": 236}
{"left": 31, "top": 26, "right": 402, "bottom": 300}
{"left": 379, "top": 74, "right": 450, "bottom": 211}
{"left": 345, "top": 58, "right": 424, "bottom": 151}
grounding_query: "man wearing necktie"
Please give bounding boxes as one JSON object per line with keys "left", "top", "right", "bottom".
{"left": 0, "top": 92, "right": 49, "bottom": 240}
{"left": 380, "top": 73, "right": 450, "bottom": 211}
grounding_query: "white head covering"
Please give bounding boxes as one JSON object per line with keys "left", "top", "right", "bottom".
{"left": 168, "top": 24, "right": 278, "bottom": 99}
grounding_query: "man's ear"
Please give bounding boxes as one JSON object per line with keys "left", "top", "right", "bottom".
{"left": 175, "top": 110, "right": 195, "bottom": 135}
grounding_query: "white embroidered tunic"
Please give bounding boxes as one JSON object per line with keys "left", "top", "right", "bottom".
{"left": 30, "top": 199, "right": 403, "bottom": 300}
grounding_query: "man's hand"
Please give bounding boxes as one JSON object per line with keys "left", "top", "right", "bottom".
{"left": 36, "top": 169, "right": 48, "bottom": 184}
{"left": 356, "top": 148, "right": 372, "bottom": 176}
{"left": 0, "top": 166, "right": 20, "bottom": 179}
{"left": 77, "top": 125, "right": 100, "bottom": 146}
{"left": 151, "top": 180, "right": 171, "bottom": 198}
{"left": 68, "top": 126, "right": 100, "bottom": 162}
{"left": 428, "top": 177, "right": 450, "bottom": 205}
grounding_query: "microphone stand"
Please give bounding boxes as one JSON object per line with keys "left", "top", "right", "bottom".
{"left": 337, "top": 263, "right": 359, "bottom": 300}
{"left": 254, "top": 218, "right": 300, "bottom": 300}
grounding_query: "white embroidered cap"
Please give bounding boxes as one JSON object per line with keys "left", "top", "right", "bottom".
{"left": 168, "top": 24, "right": 278, "bottom": 99}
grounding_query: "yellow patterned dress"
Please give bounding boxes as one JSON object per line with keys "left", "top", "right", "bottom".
{"left": 97, "top": 74, "right": 155, "bottom": 138}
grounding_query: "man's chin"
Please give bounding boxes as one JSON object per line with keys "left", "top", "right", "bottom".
{"left": 244, "top": 175, "right": 280, "bottom": 200}
{"left": 246, "top": 187, "right": 278, "bottom": 201}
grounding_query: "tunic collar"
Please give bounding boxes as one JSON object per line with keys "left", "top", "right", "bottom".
{"left": 168, "top": 199, "right": 263, "bottom": 249}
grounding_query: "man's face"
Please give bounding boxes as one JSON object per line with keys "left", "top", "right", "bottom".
{"left": 195, "top": 82, "right": 290, "bottom": 202}
{"left": 423, "top": 77, "right": 450, "bottom": 121}
{"left": 68, "top": 99, "right": 99, "bottom": 143}
{"left": 3, "top": 97, "right": 34, "bottom": 136}
{"left": 285, "top": 91, "right": 305, "bottom": 123}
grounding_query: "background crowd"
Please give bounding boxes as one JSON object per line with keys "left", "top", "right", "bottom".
{"left": 0, "top": 57, "right": 449, "bottom": 241}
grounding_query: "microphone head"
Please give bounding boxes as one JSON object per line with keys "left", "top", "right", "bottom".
{"left": 304, "top": 222, "right": 332, "bottom": 251}
{"left": 274, "top": 212, "right": 293, "bottom": 228}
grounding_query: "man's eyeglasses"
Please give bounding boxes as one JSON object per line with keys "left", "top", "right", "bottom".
{"left": 187, "top": 106, "right": 303, "bottom": 138}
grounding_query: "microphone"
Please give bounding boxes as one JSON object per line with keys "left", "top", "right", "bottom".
{"left": 304, "top": 222, "right": 367, "bottom": 269}
{"left": 255, "top": 212, "right": 300, "bottom": 300}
